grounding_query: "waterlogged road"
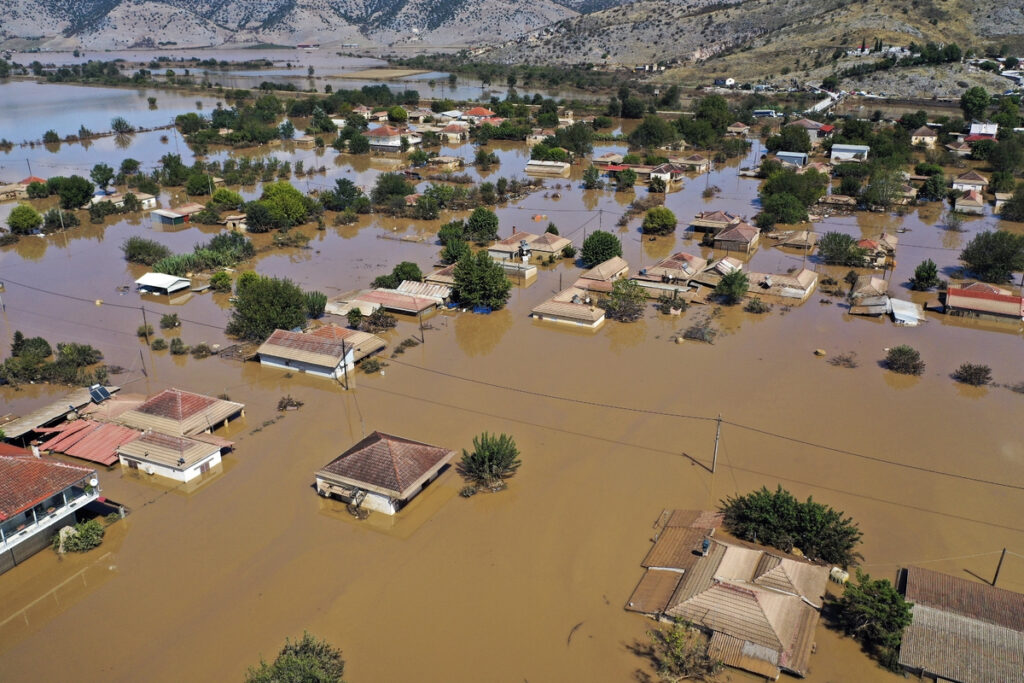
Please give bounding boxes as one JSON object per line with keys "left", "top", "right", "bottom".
{"left": 0, "top": 94, "right": 1023, "bottom": 682}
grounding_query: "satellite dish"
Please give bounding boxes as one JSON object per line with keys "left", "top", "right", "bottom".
{"left": 89, "top": 477, "right": 99, "bottom": 488}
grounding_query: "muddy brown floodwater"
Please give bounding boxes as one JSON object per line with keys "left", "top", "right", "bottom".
{"left": 1, "top": 103, "right": 1023, "bottom": 682}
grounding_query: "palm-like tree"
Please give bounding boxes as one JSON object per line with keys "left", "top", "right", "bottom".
{"left": 459, "top": 432, "right": 521, "bottom": 489}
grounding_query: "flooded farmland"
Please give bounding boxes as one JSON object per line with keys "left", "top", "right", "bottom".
{"left": 1, "top": 76, "right": 1024, "bottom": 683}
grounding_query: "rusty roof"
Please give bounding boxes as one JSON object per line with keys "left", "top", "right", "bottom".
{"left": 716, "top": 222, "right": 759, "bottom": 244}
{"left": 356, "top": 289, "right": 437, "bottom": 314}
{"left": 365, "top": 125, "right": 403, "bottom": 137}
{"left": 625, "top": 569, "right": 683, "bottom": 614}
{"left": 905, "top": 566, "right": 1024, "bottom": 631}
{"left": 642, "top": 527, "right": 709, "bottom": 570}
{"left": 39, "top": 419, "right": 141, "bottom": 466}
{"left": 708, "top": 632, "right": 782, "bottom": 680}
{"left": 0, "top": 455, "right": 94, "bottom": 521}
{"left": 316, "top": 432, "right": 455, "bottom": 500}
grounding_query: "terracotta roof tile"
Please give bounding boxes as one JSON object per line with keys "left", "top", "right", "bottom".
{"left": 317, "top": 432, "right": 455, "bottom": 499}
{"left": 0, "top": 455, "right": 94, "bottom": 521}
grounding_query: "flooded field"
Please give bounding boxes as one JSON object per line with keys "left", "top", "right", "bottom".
{"left": 1, "top": 86, "right": 1023, "bottom": 683}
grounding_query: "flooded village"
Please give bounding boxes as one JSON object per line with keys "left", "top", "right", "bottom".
{"left": 1, "top": 48, "right": 1024, "bottom": 683}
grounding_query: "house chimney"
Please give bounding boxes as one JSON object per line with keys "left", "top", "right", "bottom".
{"left": 31, "top": 443, "right": 40, "bottom": 458}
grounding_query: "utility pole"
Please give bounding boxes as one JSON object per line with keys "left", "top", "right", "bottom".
{"left": 340, "top": 338, "right": 350, "bottom": 390}
{"left": 140, "top": 307, "right": 150, "bottom": 344}
{"left": 712, "top": 414, "right": 722, "bottom": 474}
{"left": 418, "top": 309, "right": 425, "bottom": 344}
{"left": 993, "top": 547, "right": 1007, "bottom": 586}
{"left": 26, "top": 159, "right": 33, "bottom": 178}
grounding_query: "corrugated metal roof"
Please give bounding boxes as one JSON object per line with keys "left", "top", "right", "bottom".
{"left": 899, "top": 604, "right": 1024, "bottom": 683}
{"left": 316, "top": 432, "right": 455, "bottom": 500}
{"left": 625, "top": 569, "right": 683, "bottom": 614}
{"left": 135, "top": 273, "right": 191, "bottom": 292}
{"left": 39, "top": 419, "right": 141, "bottom": 466}
{"left": 395, "top": 280, "right": 452, "bottom": 300}
{"left": 708, "top": 632, "right": 782, "bottom": 680}
{"left": 0, "top": 455, "right": 94, "bottom": 521}
{"left": 355, "top": 289, "right": 437, "bottom": 314}
{"left": 642, "top": 528, "right": 709, "bottom": 570}
{"left": 0, "top": 386, "right": 120, "bottom": 439}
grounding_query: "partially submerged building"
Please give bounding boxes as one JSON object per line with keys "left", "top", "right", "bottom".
{"left": 944, "top": 283, "right": 1024, "bottom": 321}
{"left": 1, "top": 453, "right": 100, "bottom": 574}
{"left": 626, "top": 510, "right": 829, "bottom": 680}
{"left": 714, "top": 221, "right": 760, "bottom": 255}
{"left": 746, "top": 268, "right": 818, "bottom": 300}
{"left": 116, "top": 388, "right": 245, "bottom": 437}
{"left": 691, "top": 210, "right": 742, "bottom": 235}
{"left": 531, "top": 287, "right": 605, "bottom": 329}
{"left": 897, "top": 566, "right": 1024, "bottom": 683}
{"left": 257, "top": 325, "right": 386, "bottom": 379}
{"left": 573, "top": 256, "right": 629, "bottom": 293}
{"left": 315, "top": 432, "right": 455, "bottom": 515}
{"left": 135, "top": 273, "right": 191, "bottom": 296}
{"left": 632, "top": 252, "right": 709, "bottom": 297}
{"left": 117, "top": 432, "right": 225, "bottom": 482}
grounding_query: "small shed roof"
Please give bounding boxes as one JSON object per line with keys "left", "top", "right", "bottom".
{"left": 0, "top": 385, "right": 119, "bottom": 439}
{"left": 625, "top": 569, "right": 683, "bottom": 614}
{"left": 38, "top": 419, "right": 141, "bottom": 466}
{"left": 316, "top": 432, "right": 455, "bottom": 500}
{"left": 0, "top": 455, "right": 94, "bottom": 521}
{"left": 135, "top": 273, "right": 191, "bottom": 293}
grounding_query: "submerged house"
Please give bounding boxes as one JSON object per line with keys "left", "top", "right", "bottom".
{"left": 691, "top": 210, "right": 742, "bottom": 234}
{"left": 626, "top": 510, "right": 829, "bottom": 680}
{"left": 151, "top": 202, "right": 205, "bottom": 226}
{"left": 952, "top": 170, "right": 989, "bottom": 193}
{"left": 830, "top": 144, "right": 870, "bottom": 162}
{"left": 315, "top": 432, "right": 455, "bottom": 515}
{"left": 632, "top": 252, "right": 709, "bottom": 296}
{"left": 714, "top": 221, "right": 760, "bottom": 255}
{"left": 746, "top": 268, "right": 818, "bottom": 300}
{"left": 898, "top": 566, "right": 1024, "bottom": 683}
{"left": 574, "top": 256, "right": 629, "bottom": 293}
{"left": 528, "top": 231, "right": 572, "bottom": 257}
{"left": 0, "top": 453, "right": 100, "bottom": 575}
{"left": 531, "top": 287, "right": 605, "bottom": 329}
{"left": 955, "top": 189, "right": 985, "bottom": 215}
{"left": 257, "top": 325, "right": 386, "bottom": 379}
{"left": 117, "top": 431, "right": 225, "bottom": 483}
{"left": 944, "top": 283, "right": 1024, "bottom": 321}
{"left": 116, "top": 388, "right": 245, "bottom": 437}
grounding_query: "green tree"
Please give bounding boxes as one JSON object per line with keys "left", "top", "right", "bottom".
{"left": 694, "top": 94, "right": 732, "bottom": 134}
{"left": 42, "top": 208, "right": 79, "bottom": 231}
{"left": 959, "top": 230, "right": 1024, "bottom": 282}
{"left": 440, "top": 237, "right": 470, "bottom": 265}
{"left": 760, "top": 193, "right": 808, "bottom": 227}
{"left": 26, "top": 181, "right": 50, "bottom": 199}
{"left": 121, "top": 236, "right": 172, "bottom": 265}
{"left": 50, "top": 175, "right": 95, "bottom": 210}
{"left": 628, "top": 115, "right": 677, "bottom": 148}
{"left": 278, "top": 119, "right": 295, "bottom": 140}
{"left": 319, "top": 178, "right": 365, "bottom": 212}
{"left": 832, "top": 570, "right": 913, "bottom": 670}
{"left": 819, "top": 232, "right": 868, "bottom": 266}
{"left": 451, "top": 251, "right": 512, "bottom": 309}
{"left": 372, "top": 261, "right": 424, "bottom": 289}
{"left": 581, "top": 230, "right": 622, "bottom": 267}
{"left": 348, "top": 134, "right": 370, "bottom": 154}
{"left": 304, "top": 291, "right": 327, "bottom": 318}
{"left": 988, "top": 137, "right": 1023, "bottom": 174}
{"left": 186, "top": 173, "right": 213, "bottom": 196}
{"left": 918, "top": 174, "right": 947, "bottom": 201}
{"left": 1000, "top": 183, "right": 1024, "bottom": 221}
{"left": 863, "top": 167, "right": 904, "bottom": 208}
{"left": 641, "top": 621, "right": 723, "bottom": 683}
{"left": 458, "top": 432, "right": 522, "bottom": 489}
{"left": 616, "top": 168, "right": 637, "bottom": 190}
{"left": 210, "top": 188, "right": 243, "bottom": 210}
{"left": 387, "top": 105, "right": 408, "bottom": 123}
{"left": 621, "top": 96, "right": 646, "bottom": 119}
{"left": 761, "top": 168, "right": 826, "bottom": 207}
{"left": 43, "top": 130, "right": 60, "bottom": 144}
{"left": 582, "top": 165, "right": 602, "bottom": 190}
{"left": 7, "top": 204, "right": 43, "bottom": 234}
{"left": 371, "top": 172, "right": 414, "bottom": 205}
{"left": 110, "top": 116, "right": 134, "bottom": 135}
{"left": 641, "top": 206, "right": 677, "bottom": 235}
{"left": 600, "top": 278, "right": 646, "bottom": 322}
{"left": 466, "top": 207, "right": 499, "bottom": 244}
{"left": 766, "top": 125, "right": 811, "bottom": 153}
{"left": 261, "top": 181, "right": 309, "bottom": 226}
{"left": 909, "top": 259, "right": 940, "bottom": 290}
{"left": 210, "top": 271, "right": 232, "bottom": 292}
{"left": 225, "top": 274, "right": 307, "bottom": 341}
{"left": 885, "top": 345, "right": 925, "bottom": 375}
{"left": 960, "top": 86, "right": 990, "bottom": 121}
{"left": 721, "top": 485, "right": 862, "bottom": 566}
{"left": 715, "top": 270, "right": 749, "bottom": 304}
{"left": 246, "top": 632, "right": 345, "bottom": 683}
{"left": 648, "top": 176, "right": 667, "bottom": 193}
{"left": 90, "top": 163, "right": 114, "bottom": 190}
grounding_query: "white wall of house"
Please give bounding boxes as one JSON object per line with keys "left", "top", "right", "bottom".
{"left": 259, "top": 354, "right": 349, "bottom": 379}
{"left": 0, "top": 485, "right": 99, "bottom": 556}
{"left": 119, "top": 450, "right": 221, "bottom": 483}
{"left": 532, "top": 312, "right": 605, "bottom": 329}
{"left": 952, "top": 181, "right": 985, "bottom": 192}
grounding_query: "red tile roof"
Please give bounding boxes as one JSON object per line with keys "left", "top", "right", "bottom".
{"left": 964, "top": 134, "right": 995, "bottom": 142}
{"left": 20, "top": 176, "right": 47, "bottom": 186}
{"left": 0, "top": 455, "right": 93, "bottom": 521}
{"left": 318, "top": 432, "right": 455, "bottom": 498}
{"left": 366, "top": 125, "right": 402, "bottom": 138}
{"left": 464, "top": 106, "right": 495, "bottom": 117}
{"left": 948, "top": 286, "right": 1022, "bottom": 305}
{"left": 820, "top": 124, "right": 835, "bottom": 133}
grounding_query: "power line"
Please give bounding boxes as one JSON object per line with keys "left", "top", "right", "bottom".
{"left": 382, "top": 357, "right": 1024, "bottom": 493}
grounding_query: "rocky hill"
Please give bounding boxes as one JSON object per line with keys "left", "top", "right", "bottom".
{"left": 0, "top": 0, "right": 629, "bottom": 50}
